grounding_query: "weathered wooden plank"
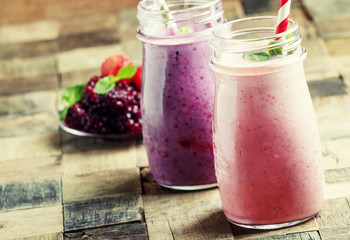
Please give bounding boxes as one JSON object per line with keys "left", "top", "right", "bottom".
{"left": 0, "top": 113, "right": 58, "bottom": 138}
{"left": 0, "top": 156, "right": 61, "bottom": 186}
{"left": 62, "top": 144, "right": 138, "bottom": 177}
{"left": 316, "top": 17, "right": 350, "bottom": 39}
{"left": 64, "top": 223, "right": 148, "bottom": 240}
{"left": 0, "top": 20, "right": 60, "bottom": 45}
{"left": 322, "top": 138, "right": 350, "bottom": 171}
{"left": 167, "top": 211, "right": 234, "bottom": 240}
{"left": 146, "top": 219, "right": 175, "bottom": 240}
{"left": 238, "top": 231, "right": 321, "bottom": 240}
{"left": 60, "top": 14, "right": 118, "bottom": 36}
{"left": 58, "top": 29, "right": 120, "bottom": 52}
{"left": 62, "top": 168, "right": 141, "bottom": 203}
{"left": 308, "top": 78, "right": 346, "bottom": 98}
{"left": 143, "top": 186, "right": 222, "bottom": 219}
{"left": 0, "top": 56, "right": 58, "bottom": 95}
{"left": 0, "top": 179, "right": 61, "bottom": 212}
{"left": 0, "top": 40, "right": 58, "bottom": 60}
{"left": 233, "top": 219, "right": 319, "bottom": 240}
{"left": 63, "top": 194, "right": 144, "bottom": 231}
{"left": 137, "top": 144, "right": 149, "bottom": 167}
{"left": 222, "top": 0, "right": 245, "bottom": 21}
{"left": 324, "top": 182, "right": 350, "bottom": 200}
{"left": 146, "top": 212, "right": 234, "bottom": 240}
{"left": 0, "top": 90, "right": 57, "bottom": 117}
{"left": 303, "top": 39, "right": 340, "bottom": 82}
{"left": 242, "top": 0, "right": 301, "bottom": 15}
{"left": 0, "top": 205, "right": 63, "bottom": 240}
{"left": 316, "top": 197, "right": 350, "bottom": 228}
{"left": 313, "top": 95, "right": 350, "bottom": 142}
{"left": 59, "top": 68, "right": 99, "bottom": 89}
{"left": 0, "top": 0, "right": 139, "bottom": 25}
{"left": 12, "top": 233, "right": 63, "bottom": 240}
{"left": 56, "top": 44, "right": 123, "bottom": 74}
{"left": 0, "top": 132, "right": 61, "bottom": 162}
{"left": 325, "top": 167, "right": 350, "bottom": 184}
{"left": 302, "top": 0, "right": 350, "bottom": 21}
{"left": 319, "top": 226, "right": 350, "bottom": 240}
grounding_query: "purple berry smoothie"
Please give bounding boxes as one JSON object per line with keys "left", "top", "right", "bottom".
{"left": 141, "top": 39, "right": 217, "bottom": 188}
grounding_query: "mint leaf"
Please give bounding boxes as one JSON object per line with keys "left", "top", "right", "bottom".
{"left": 268, "top": 41, "right": 283, "bottom": 56}
{"left": 94, "top": 65, "right": 137, "bottom": 95}
{"left": 94, "top": 76, "right": 116, "bottom": 94}
{"left": 61, "top": 83, "right": 86, "bottom": 106}
{"left": 115, "top": 65, "right": 137, "bottom": 81}
{"left": 179, "top": 26, "right": 194, "bottom": 34}
{"left": 59, "top": 106, "right": 69, "bottom": 120}
{"left": 243, "top": 52, "right": 270, "bottom": 62}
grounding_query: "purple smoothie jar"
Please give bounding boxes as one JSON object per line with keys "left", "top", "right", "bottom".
{"left": 137, "top": 0, "right": 224, "bottom": 190}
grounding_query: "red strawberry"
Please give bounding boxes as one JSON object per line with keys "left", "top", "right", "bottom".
{"left": 101, "top": 54, "right": 133, "bottom": 78}
{"left": 133, "top": 66, "right": 142, "bottom": 91}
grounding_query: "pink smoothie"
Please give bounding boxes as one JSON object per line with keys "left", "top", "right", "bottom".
{"left": 213, "top": 61, "right": 324, "bottom": 225}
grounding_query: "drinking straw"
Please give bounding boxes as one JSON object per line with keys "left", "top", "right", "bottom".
{"left": 153, "top": 0, "right": 178, "bottom": 34}
{"left": 276, "top": 0, "right": 291, "bottom": 34}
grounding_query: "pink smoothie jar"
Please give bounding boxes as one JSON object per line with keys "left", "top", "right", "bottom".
{"left": 136, "top": 0, "right": 224, "bottom": 190}
{"left": 210, "top": 17, "right": 324, "bottom": 229}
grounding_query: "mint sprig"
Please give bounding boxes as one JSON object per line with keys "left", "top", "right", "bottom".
{"left": 243, "top": 52, "right": 270, "bottom": 62}
{"left": 244, "top": 33, "right": 294, "bottom": 62}
{"left": 60, "top": 83, "right": 86, "bottom": 120}
{"left": 94, "top": 65, "right": 137, "bottom": 94}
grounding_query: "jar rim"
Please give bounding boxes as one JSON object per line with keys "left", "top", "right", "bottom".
{"left": 137, "top": 0, "right": 224, "bottom": 41}
{"left": 211, "top": 16, "right": 300, "bottom": 54}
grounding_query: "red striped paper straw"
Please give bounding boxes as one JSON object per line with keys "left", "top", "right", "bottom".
{"left": 276, "top": 0, "right": 291, "bottom": 34}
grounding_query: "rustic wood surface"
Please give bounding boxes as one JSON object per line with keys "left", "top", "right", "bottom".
{"left": 0, "top": 0, "right": 350, "bottom": 239}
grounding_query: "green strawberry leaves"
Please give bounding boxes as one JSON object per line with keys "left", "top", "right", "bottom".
{"left": 94, "top": 65, "right": 137, "bottom": 94}
{"left": 60, "top": 83, "right": 86, "bottom": 120}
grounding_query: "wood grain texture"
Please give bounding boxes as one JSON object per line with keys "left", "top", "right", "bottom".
{"left": 240, "top": 231, "right": 321, "bottom": 240}
{"left": 137, "top": 144, "right": 149, "bottom": 168}
{"left": 316, "top": 197, "right": 350, "bottom": 228}
{"left": 0, "top": 156, "right": 61, "bottom": 186}
{"left": 0, "top": 56, "right": 58, "bottom": 95}
{"left": 0, "top": 132, "right": 61, "bottom": 162}
{"left": 62, "top": 168, "right": 142, "bottom": 203}
{"left": 62, "top": 144, "right": 138, "bottom": 177}
{"left": 308, "top": 78, "right": 346, "bottom": 98}
{"left": 0, "top": 179, "right": 61, "bottom": 212}
{"left": 313, "top": 95, "right": 350, "bottom": 142}
{"left": 64, "top": 194, "right": 144, "bottom": 231}
{"left": 303, "top": 39, "right": 340, "bottom": 82}
{"left": 0, "top": 90, "right": 57, "bottom": 117}
{"left": 0, "top": 113, "right": 58, "bottom": 138}
{"left": 319, "top": 226, "right": 350, "bottom": 240}
{"left": 63, "top": 223, "right": 148, "bottom": 240}
{"left": 0, "top": 205, "right": 63, "bottom": 239}
{"left": 11, "top": 232, "right": 63, "bottom": 240}
{"left": 143, "top": 188, "right": 221, "bottom": 219}
{"left": 234, "top": 219, "right": 319, "bottom": 240}
{"left": 325, "top": 167, "right": 350, "bottom": 184}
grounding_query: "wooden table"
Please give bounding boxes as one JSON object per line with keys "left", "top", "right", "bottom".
{"left": 1, "top": 0, "right": 350, "bottom": 239}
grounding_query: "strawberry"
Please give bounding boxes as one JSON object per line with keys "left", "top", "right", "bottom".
{"left": 101, "top": 54, "right": 133, "bottom": 78}
{"left": 133, "top": 66, "right": 142, "bottom": 91}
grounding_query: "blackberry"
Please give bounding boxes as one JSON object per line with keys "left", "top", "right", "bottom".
{"left": 65, "top": 78, "right": 142, "bottom": 135}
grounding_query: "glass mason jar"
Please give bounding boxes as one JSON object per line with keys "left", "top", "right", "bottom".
{"left": 210, "top": 17, "right": 324, "bottom": 229}
{"left": 137, "top": 0, "right": 224, "bottom": 190}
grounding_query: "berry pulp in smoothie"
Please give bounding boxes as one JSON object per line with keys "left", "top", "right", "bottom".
{"left": 142, "top": 39, "right": 217, "bottom": 187}
{"left": 213, "top": 62, "right": 324, "bottom": 225}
